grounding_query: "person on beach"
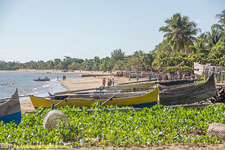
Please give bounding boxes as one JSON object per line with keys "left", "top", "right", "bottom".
{"left": 63, "top": 75, "right": 66, "bottom": 80}
{"left": 107, "top": 78, "right": 111, "bottom": 87}
{"left": 149, "top": 75, "right": 151, "bottom": 81}
{"left": 112, "top": 78, "right": 114, "bottom": 86}
{"left": 136, "top": 75, "right": 139, "bottom": 82}
{"left": 103, "top": 78, "right": 106, "bottom": 87}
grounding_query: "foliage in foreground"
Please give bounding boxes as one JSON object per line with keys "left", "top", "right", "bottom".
{"left": 0, "top": 105, "right": 225, "bottom": 147}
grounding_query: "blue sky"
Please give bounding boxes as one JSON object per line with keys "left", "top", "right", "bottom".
{"left": 0, "top": 0, "right": 224, "bottom": 62}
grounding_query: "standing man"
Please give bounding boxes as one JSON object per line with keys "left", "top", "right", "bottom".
{"left": 136, "top": 74, "right": 139, "bottom": 82}
{"left": 103, "top": 78, "right": 106, "bottom": 87}
{"left": 112, "top": 78, "right": 115, "bottom": 86}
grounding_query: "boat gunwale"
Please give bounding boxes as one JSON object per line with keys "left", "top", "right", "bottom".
{"left": 29, "top": 88, "right": 158, "bottom": 102}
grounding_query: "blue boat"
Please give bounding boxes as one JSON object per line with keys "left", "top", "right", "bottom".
{"left": 0, "top": 89, "right": 21, "bottom": 123}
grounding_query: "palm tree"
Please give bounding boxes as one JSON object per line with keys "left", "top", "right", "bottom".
{"left": 211, "top": 10, "right": 225, "bottom": 43}
{"left": 207, "top": 26, "right": 223, "bottom": 48}
{"left": 213, "top": 10, "right": 225, "bottom": 29}
{"left": 159, "top": 13, "right": 200, "bottom": 54}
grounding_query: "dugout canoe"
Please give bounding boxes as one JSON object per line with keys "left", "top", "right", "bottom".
{"left": 0, "top": 89, "right": 21, "bottom": 123}
{"left": 105, "top": 81, "right": 155, "bottom": 92}
{"left": 155, "top": 79, "right": 197, "bottom": 86}
{"left": 159, "top": 73, "right": 216, "bottom": 105}
{"left": 29, "top": 88, "right": 159, "bottom": 108}
{"left": 53, "top": 81, "right": 155, "bottom": 96}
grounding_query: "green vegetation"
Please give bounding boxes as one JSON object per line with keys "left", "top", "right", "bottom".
{"left": 0, "top": 10, "right": 224, "bottom": 72}
{"left": 0, "top": 105, "right": 225, "bottom": 147}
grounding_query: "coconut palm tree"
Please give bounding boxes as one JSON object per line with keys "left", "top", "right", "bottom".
{"left": 207, "top": 26, "right": 223, "bottom": 48}
{"left": 159, "top": 13, "right": 200, "bottom": 54}
{"left": 213, "top": 10, "right": 225, "bottom": 29}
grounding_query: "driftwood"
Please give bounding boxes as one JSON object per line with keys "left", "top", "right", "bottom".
{"left": 207, "top": 86, "right": 225, "bottom": 103}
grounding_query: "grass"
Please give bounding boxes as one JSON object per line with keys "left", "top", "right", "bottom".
{"left": 0, "top": 105, "right": 225, "bottom": 147}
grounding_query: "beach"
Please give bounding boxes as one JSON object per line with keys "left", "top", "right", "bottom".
{"left": 20, "top": 70, "right": 148, "bottom": 113}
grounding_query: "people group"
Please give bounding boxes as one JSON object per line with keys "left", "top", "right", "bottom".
{"left": 102, "top": 77, "right": 114, "bottom": 87}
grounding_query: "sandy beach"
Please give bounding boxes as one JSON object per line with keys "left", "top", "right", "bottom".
{"left": 20, "top": 70, "right": 148, "bottom": 113}
{"left": 59, "top": 75, "right": 148, "bottom": 90}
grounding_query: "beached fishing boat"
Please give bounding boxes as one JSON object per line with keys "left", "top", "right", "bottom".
{"left": 0, "top": 89, "right": 21, "bottom": 123}
{"left": 156, "top": 79, "right": 197, "bottom": 86}
{"left": 105, "top": 81, "right": 155, "bottom": 92}
{"left": 159, "top": 74, "right": 216, "bottom": 105}
{"left": 53, "top": 81, "right": 155, "bottom": 96}
{"left": 29, "top": 88, "right": 159, "bottom": 108}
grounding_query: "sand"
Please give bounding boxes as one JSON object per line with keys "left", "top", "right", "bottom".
{"left": 20, "top": 70, "right": 148, "bottom": 113}
{"left": 59, "top": 76, "right": 147, "bottom": 91}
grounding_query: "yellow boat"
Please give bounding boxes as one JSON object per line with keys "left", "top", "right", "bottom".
{"left": 29, "top": 88, "right": 159, "bottom": 108}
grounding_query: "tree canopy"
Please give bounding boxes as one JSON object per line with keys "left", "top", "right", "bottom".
{"left": 1, "top": 11, "right": 224, "bottom": 72}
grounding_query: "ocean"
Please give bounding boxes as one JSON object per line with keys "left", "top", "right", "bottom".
{"left": 0, "top": 71, "right": 80, "bottom": 100}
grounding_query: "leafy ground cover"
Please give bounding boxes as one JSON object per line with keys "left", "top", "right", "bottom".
{"left": 0, "top": 105, "right": 225, "bottom": 147}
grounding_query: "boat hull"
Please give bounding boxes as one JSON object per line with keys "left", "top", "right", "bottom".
{"left": 159, "top": 74, "right": 216, "bottom": 105}
{"left": 0, "top": 89, "right": 21, "bottom": 123}
{"left": 105, "top": 82, "right": 155, "bottom": 92}
{"left": 29, "top": 88, "right": 159, "bottom": 108}
{"left": 0, "top": 111, "right": 21, "bottom": 123}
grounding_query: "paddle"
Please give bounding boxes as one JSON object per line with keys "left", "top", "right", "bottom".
{"left": 52, "top": 97, "right": 68, "bottom": 109}
{"left": 100, "top": 94, "right": 117, "bottom": 106}
{"left": 38, "top": 97, "right": 68, "bottom": 114}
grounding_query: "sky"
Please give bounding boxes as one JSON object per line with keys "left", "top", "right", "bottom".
{"left": 0, "top": 0, "right": 224, "bottom": 63}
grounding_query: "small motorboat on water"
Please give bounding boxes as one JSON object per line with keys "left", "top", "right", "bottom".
{"left": 34, "top": 77, "right": 50, "bottom": 81}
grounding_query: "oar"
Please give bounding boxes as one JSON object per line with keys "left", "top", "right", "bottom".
{"left": 38, "top": 97, "right": 68, "bottom": 114}
{"left": 51, "top": 97, "right": 68, "bottom": 110}
{"left": 100, "top": 94, "right": 117, "bottom": 106}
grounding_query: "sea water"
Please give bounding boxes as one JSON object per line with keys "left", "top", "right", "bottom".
{"left": 0, "top": 71, "right": 80, "bottom": 100}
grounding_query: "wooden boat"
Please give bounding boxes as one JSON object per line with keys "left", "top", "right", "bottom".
{"left": 105, "top": 81, "right": 155, "bottom": 92}
{"left": 75, "top": 90, "right": 124, "bottom": 95}
{"left": 34, "top": 77, "right": 50, "bottom": 81}
{"left": 159, "top": 74, "right": 216, "bottom": 105}
{"left": 29, "top": 88, "right": 159, "bottom": 108}
{"left": 0, "top": 89, "right": 21, "bottom": 123}
{"left": 53, "top": 80, "right": 155, "bottom": 96}
{"left": 155, "top": 79, "right": 197, "bottom": 86}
